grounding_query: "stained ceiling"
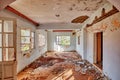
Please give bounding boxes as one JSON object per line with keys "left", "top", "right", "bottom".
{"left": 9, "top": 0, "right": 109, "bottom": 25}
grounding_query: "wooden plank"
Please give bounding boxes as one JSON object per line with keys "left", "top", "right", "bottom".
{"left": 86, "top": 6, "right": 119, "bottom": 27}
{"left": 53, "top": 30, "right": 73, "bottom": 32}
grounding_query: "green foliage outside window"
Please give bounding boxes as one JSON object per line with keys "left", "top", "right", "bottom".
{"left": 56, "top": 36, "right": 70, "bottom": 46}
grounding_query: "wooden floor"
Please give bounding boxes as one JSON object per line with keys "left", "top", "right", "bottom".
{"left": 17, "top": 51, "right": 105, "bottom": 80}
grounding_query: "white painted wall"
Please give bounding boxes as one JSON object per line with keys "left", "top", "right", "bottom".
{"left": 47, "top": 31, "right": 76, "bottom": 51}
{"left": 0, "top": 10, "right": 47, "bottom": 73}
{"left": 103, "top": 23, "right": 120, "bottom": 80}
{"left": 86, "top": 33, "right": 95, "bottom": 63}
{"left": 76, "top": 29, "right": 84, "bottom": 58}
{"left": 84, "top": 3, "right": 120, "bottom": 80}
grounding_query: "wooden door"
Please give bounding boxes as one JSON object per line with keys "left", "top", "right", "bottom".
{"left": 0, "top": 17, "right": 17, "bottom": 80}
{"left": 96, "top": 32, "right": 103, "bottom": 64}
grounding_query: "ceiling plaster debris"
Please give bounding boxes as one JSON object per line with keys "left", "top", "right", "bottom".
{"left": 10, "top": 0, "right": 109, "bottom": 24}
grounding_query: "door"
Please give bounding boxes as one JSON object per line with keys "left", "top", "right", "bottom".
{"left": 96, "top": 32, "right": 103, "bottom": 69}
{"left": 0, "top": 17, "right": 17, "bottom": 80}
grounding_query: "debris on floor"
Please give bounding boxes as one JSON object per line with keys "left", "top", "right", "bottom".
{"left": 18, "top": 51, "right": 108, "bottom": 80}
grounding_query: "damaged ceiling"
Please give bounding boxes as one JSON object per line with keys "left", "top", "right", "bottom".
{"left": 9, "top": 0, "right": 109, "bottom": 26}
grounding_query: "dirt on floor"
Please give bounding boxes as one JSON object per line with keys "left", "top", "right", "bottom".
{"left": 17, "top": 51, "right": 108, "bottom": 80}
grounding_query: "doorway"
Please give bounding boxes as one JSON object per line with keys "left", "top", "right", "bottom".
{"left": 95, "top": 32, "right": 103, "bottom": 69}
{"left": 0, "top": 17, "right": 17, "bottom": 80}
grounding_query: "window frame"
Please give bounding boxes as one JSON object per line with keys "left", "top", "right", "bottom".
{"left": 56, "top": 35, "right": 71, "bottom": 46}
{"left": 20, "top": 28, "right": 35, "bottom": 53}
{"left": 0, "top": 17, "right": 17, "bottom": 61}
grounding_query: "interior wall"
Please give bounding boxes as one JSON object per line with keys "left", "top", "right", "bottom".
{"left": 76, "top": 29, "right": 84, "bottom": 58}
{"left": 47, "top": 31, "right": 76, "bottom": 51}
{"left": 0, "top": 9, "right": 47, "bottom": 73}
{"left": 102, "top": 13, "right": 120, "bottom": 80}
{"left": 84, "top": 3, "right": 120, "bottom": 80}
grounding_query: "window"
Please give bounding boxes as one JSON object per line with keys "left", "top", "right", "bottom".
{"left": 56, "top": 36, "right": 70, "bottom": 46}
{"left": 31, "top": 32, "right": 35, "bottom": 49}
{"left": 21, "top": 29, "right": 35, "bottom": 52}
{"left": 0, "top": 19, "right": 16, "bottom": 61}
{"left": 38, "top": 34, "right": 45, "bottom": 47}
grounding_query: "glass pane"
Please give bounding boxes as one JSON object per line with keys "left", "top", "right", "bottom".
{"left": 21, "top": 44, "right": 30, "bottom": 52}
{"left": 3, "top": 48, "right": 14, "bottom": 61}
{"left": 31, "top": 38, "right": 34, "bottom": 49}
{"left": 21, "top": 37, "right": 30, "bottom": 43}
{"left": 31, "top": 38, "right": 34, "bottom": 43}
{"left": 21, "top": 29, "right": 30, "bottom": 36}
{"left": 0, "top": 34, "right": 2, "bottom": 47}
{"left": 0, "top": 48, "right": 2, "bottom": 61}
{"left": 4, "top": 20, "right": 13, "bottom": 32}
{"left": 0, "top": 23, "right": 2, "bottom": 32}
{"left": 31, "top": 43, "right": 34, "bottom": 49}
{"left": 56, "top": 36, "right": 70, "bottom": 45}
{"left": 3, "top": 34, "right": 13, "bottom": 47}
{"left": 31, "top": 32, "right": 34, "bottom": 37}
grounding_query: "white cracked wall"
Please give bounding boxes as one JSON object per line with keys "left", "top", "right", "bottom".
{"left": 83, "top": 3, "right": 120, "bottom": 80}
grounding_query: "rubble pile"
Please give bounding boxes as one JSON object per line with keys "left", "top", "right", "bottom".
{"left": 18, "top": 52, "right": 108, "bottom": 80}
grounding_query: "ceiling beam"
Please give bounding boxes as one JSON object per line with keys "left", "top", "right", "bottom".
{"left": 5, "top": 6, "right": 40, "bottom": 26}
{"left": 53, "top": 30, "right": 73, "bottom": 32}
{"left": 0, "top": 0, "right": 16, "bottom": 11}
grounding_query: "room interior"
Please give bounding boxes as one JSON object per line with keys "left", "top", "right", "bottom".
{"left": 0, "top": 0, "right": 120, "bottom": 80}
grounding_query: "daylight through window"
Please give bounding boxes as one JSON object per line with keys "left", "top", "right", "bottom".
{"left": 56, "top": 36, "right": 70, "bottom": 46}
{"left": 21, "top": 29, "right": 35, "bottom": 52}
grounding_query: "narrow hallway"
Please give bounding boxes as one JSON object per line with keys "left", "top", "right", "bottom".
{"left": 17, "top": 51, "right": 106, "bottom": 80}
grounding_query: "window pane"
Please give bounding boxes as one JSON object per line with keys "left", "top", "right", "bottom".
{"left": 56, "top": 36, "right": 70, "bottom": 46}
{"left": 21, "top": 29, "right": 30, "bottom": 36}
{"left": 31, "top": 32, "right": 34, "bottom": 37}
{"left": 39, "top": 34, "right": 45, "bottom": 46}
{"left": 4, "top": 20, "right": 13, "bottom": 32}
{"left": 0, "top": 23, "right": 2, "bottom": 32}
{"left": 3, "top": 34, "right": 13, "bottom": 47}
{"left": 21, "top": 44, "right": 30, "bottom": 52}
{"left": 0, "top": 48, "right": 2, "bottom": 61}
{"left": 0, "top": 34, "right": 2, "bottom": 47}
{"left": 3, "top": 48, "right": 14, "bottom": 61}
{"left": 31, "top": 43, "right": 34, "bottom": 49}
{"left": 21, "top": 37, "right": 30, "bottom": 43}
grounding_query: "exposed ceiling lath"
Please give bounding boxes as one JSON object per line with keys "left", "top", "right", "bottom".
{"left": 9, "top": 0, "right": 108, "bottom": 24}
{"left": 71, "top": 15, "right": 89, "bottom": 23}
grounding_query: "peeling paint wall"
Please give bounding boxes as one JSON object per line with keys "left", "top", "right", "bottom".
{"left": 0, "top": 10, "right": 47, "bottom": 73}
{"left": 76, "top": 29, "right": 84, "bottom": 58}
{"left": 84, "top": 3, "right": 120, "bottom": 80}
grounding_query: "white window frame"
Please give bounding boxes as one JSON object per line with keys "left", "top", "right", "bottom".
{"left": 20, "top": 28, "right": 35, "bottom": 53}
{"left": 56, "top": 35, "right": 71, "bottom": 46}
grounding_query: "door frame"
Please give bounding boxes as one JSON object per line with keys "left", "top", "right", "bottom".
{"left": 93, "top": 32, "right": 103, "bottom": 67}
{"left": 94, "top": 32, "right": 103, "bottom": 69}
{"left": 0, "top": 17, "right": 17, "bottom": 80}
